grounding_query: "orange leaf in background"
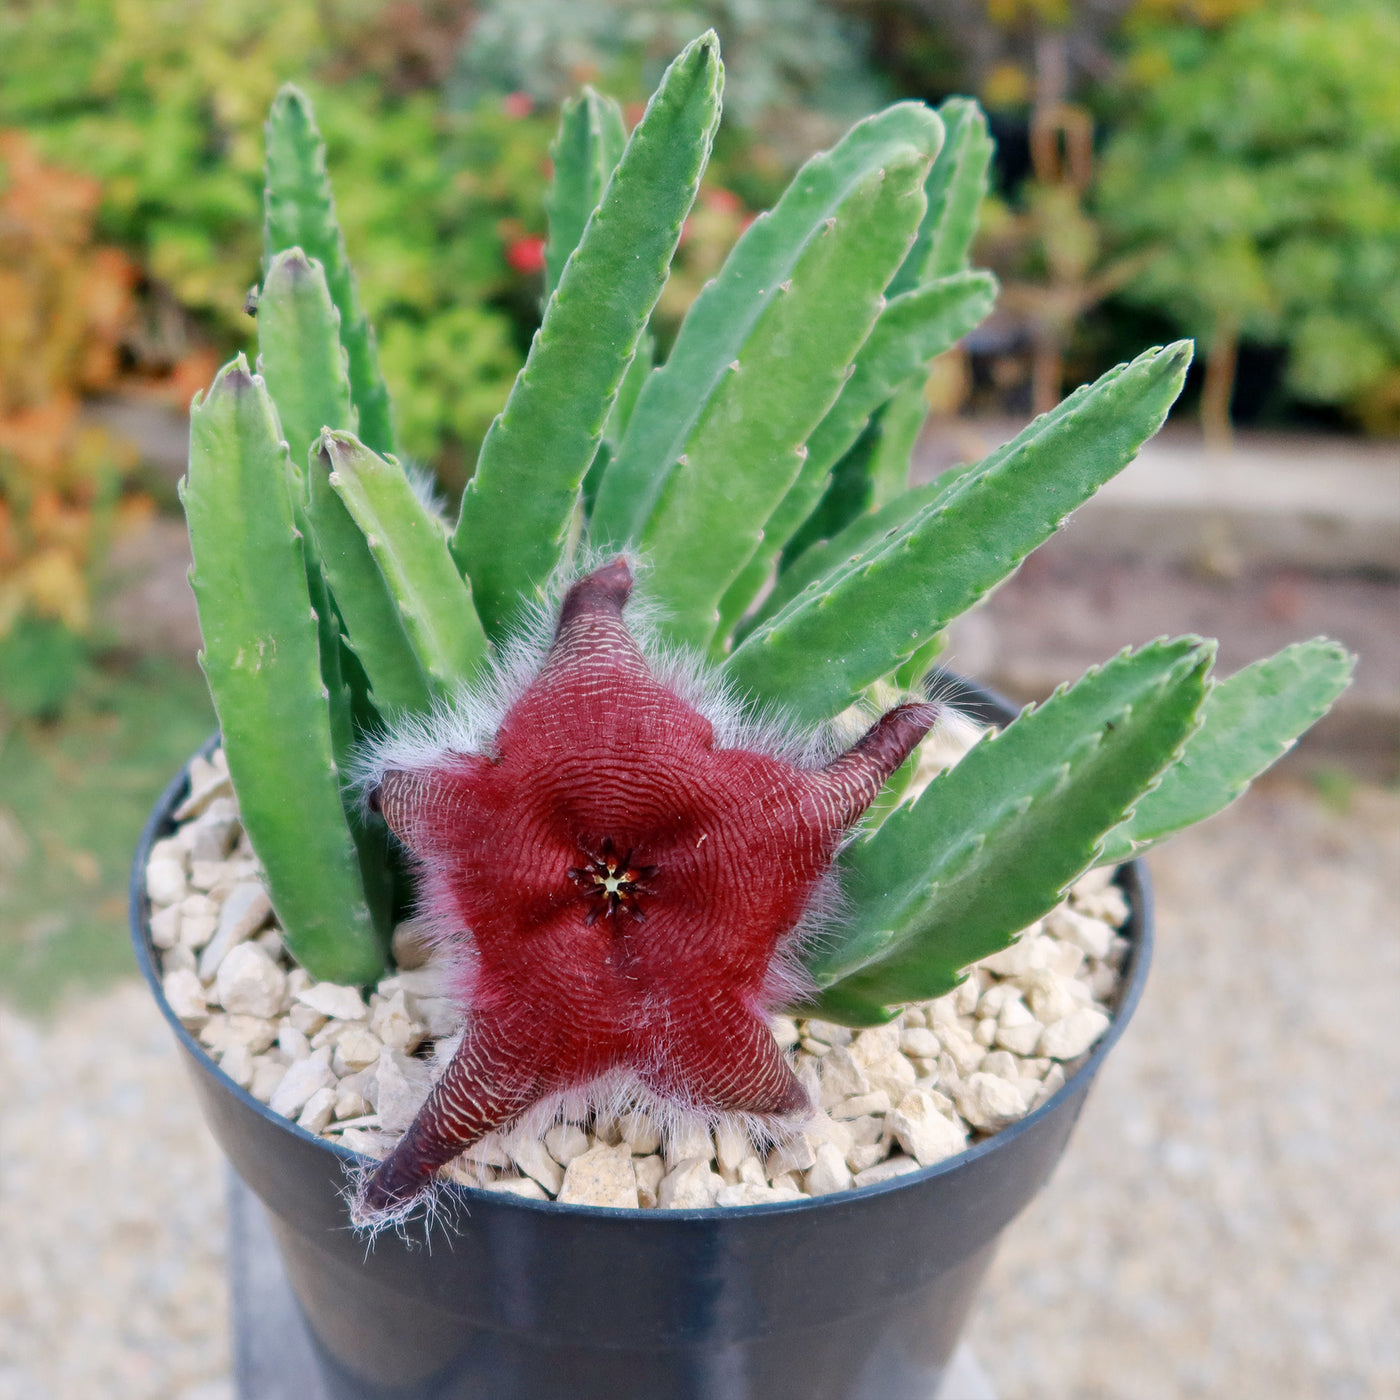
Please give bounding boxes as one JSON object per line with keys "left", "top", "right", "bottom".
{"left": 0, "top": 498, "right": 15, "bottom": 568}
{"left": 154, "top": 348, "right": 220, "bottom": 409}
{"left": 114, "top": 492, "right": 155, "bottom": 534}
{"left": 0, "top": 133, "right": 139, "bottom": 641}
{"left": 0, "top": 398, "right": 80, "bottom": 479}
{"left": 0, "top": 131, "right": 101, "bottom": 251}
{"left": 81, "top": 247, "right": 137, "bottom": 335}
{"left": 30, "top": 490, "right": 94, "bottom": 552}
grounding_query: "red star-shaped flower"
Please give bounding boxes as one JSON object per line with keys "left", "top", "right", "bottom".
{"left": 358, "top": 558, "right": 936, "bottom": 1214}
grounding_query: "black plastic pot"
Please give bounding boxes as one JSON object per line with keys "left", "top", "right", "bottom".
{"left": 130, "top": 676, "right": 1152, "bottom": 1400}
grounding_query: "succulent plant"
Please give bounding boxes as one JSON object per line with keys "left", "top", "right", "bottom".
{"left": 181, "top": 34, "right": 1353, "bottom": 1219}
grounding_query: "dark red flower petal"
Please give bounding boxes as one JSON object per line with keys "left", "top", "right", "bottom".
{"left": 361, "top": 558, "right": 938, "bottom": 1213}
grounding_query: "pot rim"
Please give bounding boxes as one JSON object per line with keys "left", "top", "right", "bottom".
{"left": 130, "top": 674, "right": 1153, "bottom": 1223}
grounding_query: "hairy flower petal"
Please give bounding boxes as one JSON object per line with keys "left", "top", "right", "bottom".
{"left": 359, "top": 557, "right": 937, "bottom": 1215}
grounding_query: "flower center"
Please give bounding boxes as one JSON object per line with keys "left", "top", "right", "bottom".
{"left": 568, "top": 837, "right": 657, "bottom": 926}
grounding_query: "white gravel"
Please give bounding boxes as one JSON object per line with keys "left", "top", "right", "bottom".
{"left": 142, "top": 750, "right": 1128, "bottom": 1208}
{"left": 5, "top": 773, "right": 1392, "bottom": 1398}
{"left": 0, "top": 983, "right": 230, "bottom": 1400}
{"left": 965, "top": 777, "right": 1400, "bottom": 1399}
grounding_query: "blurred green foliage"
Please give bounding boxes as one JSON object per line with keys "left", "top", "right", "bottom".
{"left": 6, "top": 0, "right": 1391, "bottom": 443}
{"left": 862, "top": 0, "right": 1400, "bottom": 432}
{"left": 0, "top": 0, "right": 551, "bottom": 470}
{"left": 0, "top": 129, "right": 146, "bottom": 712}
{"left": 450, "top": 0, "right": 887, "bottom": 170}
{"left": 0, "top": 0, "right": 890, "bottom": 473}
{"left": 0, "top": 657, "right": 214, "bottom": 1011}
{"left": 1097, "top": 1, "right": 1400, "bottom": 432}
{"left": 0, "top": 616, "right": 90, "bottom": 718}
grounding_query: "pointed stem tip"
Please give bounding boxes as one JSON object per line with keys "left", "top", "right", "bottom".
{"left": 557, "top": 556, "right": 634, "bottom": 630}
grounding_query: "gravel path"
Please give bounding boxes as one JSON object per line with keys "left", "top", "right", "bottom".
{"left": 966, "top": 776, "right": 1400, "bottom": 1399}
{"left": 0, "top": 985, "right": 229, "bottom": 1400}
{"left": 1, "top": 776, "right": 1395, "bottom": 1399}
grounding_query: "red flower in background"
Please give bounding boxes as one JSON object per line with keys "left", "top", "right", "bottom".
{"left": 501, "top": 91, "right": 534, "bottom": 119}
{"left": 702, "top": 186, "right": 742, "bottom": 216}
{"left": 505, "top": 234, "right": 546, "bottom": 275}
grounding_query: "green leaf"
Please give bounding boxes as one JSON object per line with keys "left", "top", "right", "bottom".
{"left": 796, "top": 638, "right": 1214, "bottom": 1023}
{"left": 1096, "top": 638, "right": 1354, "bottom": 864}
{"left": 255, "top": 248, "right": 356, "bottom": 472}
{"left": 893, "top": 630, "right": 949, "bottom": 692}
{"left": 320, "top": 431, "right": 488, "bottom": 694}
{"left": 256, "top": 248, "right": 430, "bottom": 714}
{"left": 182, "top": 357, "right": 384, "bottom": 985}
{"left": 779, "top": 376, "right": 931, "bottom": 576}
{"left": 641, "top": 152, "right": 933, "bottom": 650}
{"left": 583, "top": 332, "right": 654, "bottom": 519}
{"left": 247, "top": 254, "right": 401, "bottom": 922}
{"left": 868, "top": 376, "right": 935, "bottom": 509}
{"left": 303, "top": 454, "right": 434, "bottom": 717}
{"left": 590, "top": 100, "right": 945, "bottom": 547}
{"left": 264, "top": 84, "right": 395, "bottom": 457}
{"left": 543, "top": 88, "right": 627, "bottom": 303}
{"left": 809, "top": 272, "right": 996, "bottom": 506}
{"left": 715, "top": 271, "right": 996, "bottom": 638}
{"left": 741, "top": 481, "right": 946, "bottom": 642}
{"left": 452, "top": 33, "right": 723, "bottom": 638}
{"left": 890, "top": 97, "right": 993, "bottom": 294}
{"left": 724, "top": 341, "right": 1193, "bottom": 726}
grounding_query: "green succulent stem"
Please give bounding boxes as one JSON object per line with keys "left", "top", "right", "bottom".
{"left": 544, "top": 88, "right": 628, "bottom": 303}
{"left": 641, "top": 151, "right": 934, "bottom": 650}
{"left": 725, "top": 342, "right": 1194, "bottom": 727}
{"left": 452, "top": 33, "right": 724, "bottom": 638}
{"left": 1096, "top": 638, "right": 1355, "bottom": 863}
{"left": 319, "top": 431, "right": 489, "bottom": 694}
{"left": 590, "top": 100, "right": 945, "bottom": 547}
{"left": 264, "top": 85, "right": 395, "bottom": 458}
{"left": 799, "top": 638, "right": 1215, "bottom": 1024}
{"left": 175, "top": 55, "right": 1352, "bottom": 1008}
{"left": 183, "top": 358, "right": 385, "bottom": 984}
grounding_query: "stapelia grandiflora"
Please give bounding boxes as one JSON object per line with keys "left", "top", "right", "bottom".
{"left": 357, "top": 558, "right": 938, "bottom": 1216}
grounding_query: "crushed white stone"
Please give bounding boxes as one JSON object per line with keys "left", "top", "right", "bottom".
{"left": 197, "top": 882, "right": 272, "bottom": 980}
{"left": 804, "top": 1142, "right": 854, "bottom": 1195}
{"left": 1039, "top": 1006, "right": 1113, "bottom": 1060}
{"left": 296, "top": 1086, "right": 337, "bottom": 1135}
{"left": 715, "top": 1182, "right": 802, "bottom": 1206}
{"left": 163, "top": 968, "right": 208, "bottom": 1027}
{"left": 659, "top": 1156, "right": 724, "bottom": 1208}
{"left": 557, "top": 1143, "right": 638, "bottom": 1207}
{"left": 544, "top": 1121, "right": 590, "bottom": 1167}
{"left": 214, "top": 943, "right": 286, "bottom": 1019}
{"left": 483, "top": 1175, "right": 549, "bottom": 1200}
{"left": 635, "top": 1153, "right": 666, "bottom": 1208}
{"left": 370, "top": 989, "right": 423, "bottom": 1055}
{"left": 147, "top": 743, "right": 1127, "bottom": 1209}
{"left": 853, "top": 1155, "right": 921, "bottom": 1188}
{"left": 507, "top": 1135, "right": 565, "bottom": 1196}
{"left": 663, "top": 1117, "right": 712, "bottom": 1168}
{"left": 372, "top": 1047, "right": 430, "bottom": 1133}
{"left": 620, "top": 1109, "right": 662, "bottom": 1155}
{"left": 294, "top": 982, "right": 368, "bottom": 1022}
{"left": 956, "top": 1072, "right": 1034, "bottom": 1132}
{"left": 887, "top": 1090, "right": 969, "bottom": 1166}
{"left": 268, "top": 1053, "right": 335, "bottom": 1120}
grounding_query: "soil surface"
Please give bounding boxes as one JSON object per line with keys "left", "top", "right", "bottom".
{"left": 1, "top": 774, "right": 1395, "bottom": 1399}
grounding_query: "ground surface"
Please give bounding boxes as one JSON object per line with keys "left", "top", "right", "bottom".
{"left": 0, "top": 660, "right": 214, "bottom": 1012}
{"left": 0, "top": 775, "right": 1395, "bottom": 1400}
{"left": 964, "top": 776, "right": 1400, "bottom": 1400}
